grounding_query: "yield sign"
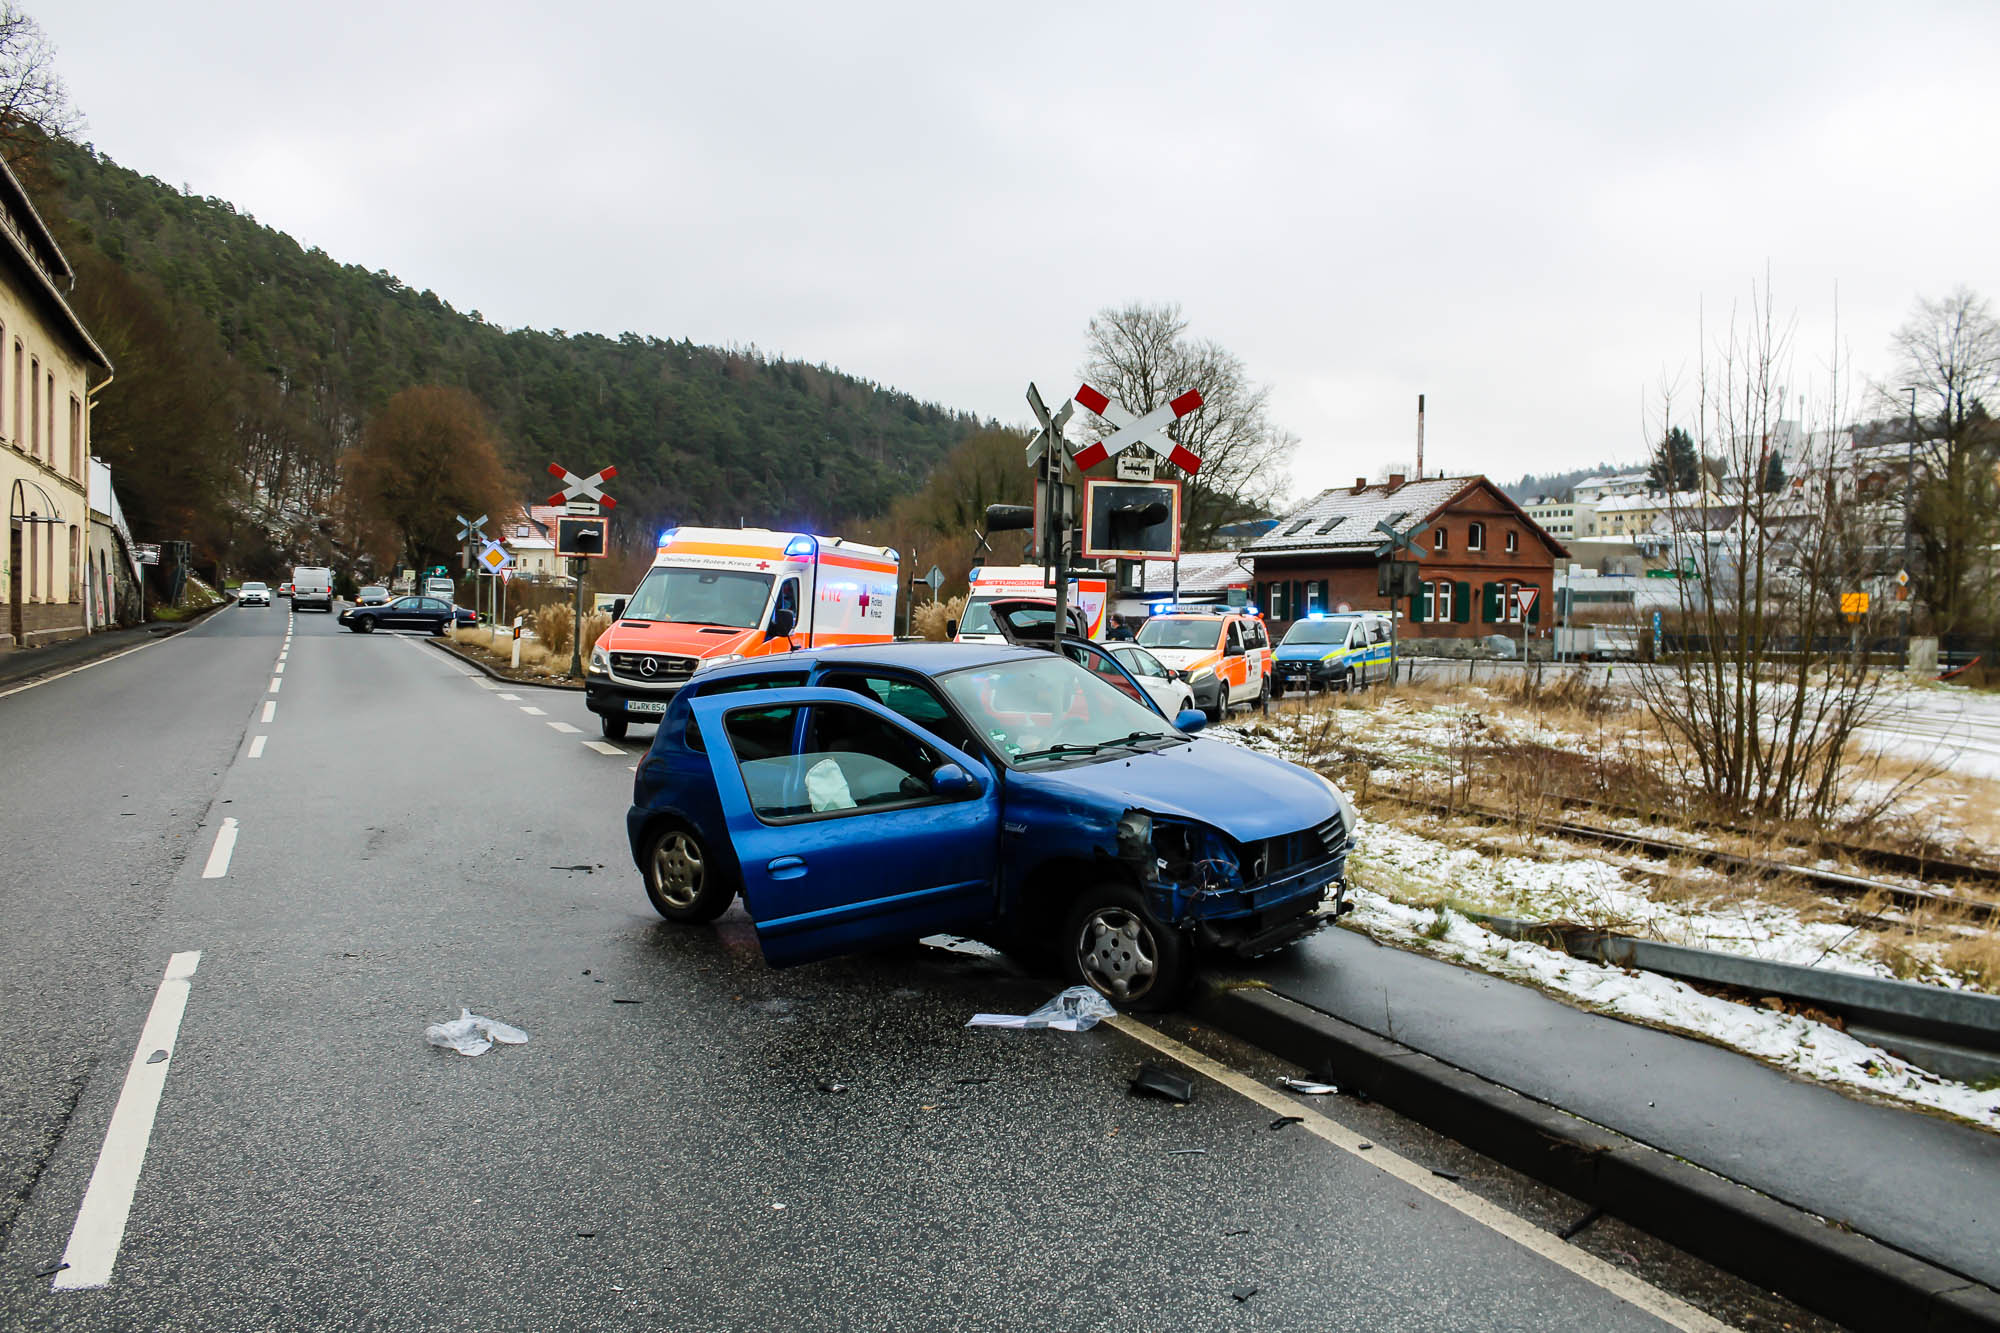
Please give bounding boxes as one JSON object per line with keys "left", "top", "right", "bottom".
{"left": 547, "top": 463, "right": 618, "bottom": 509}
{"left": 478, "top": 540, "right": 513, "bottom": 573}
{"left": 1071, "top": 383, "right": 1204, "bottom": 473}
{"left": 1516, "top": 587, "right": 1539, "bottom": 618}
{"left": 1024, "top": 383, "right": 1074, "bottom": 466}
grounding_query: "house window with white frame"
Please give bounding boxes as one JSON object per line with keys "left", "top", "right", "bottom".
{"left": 1505, "top": 530, "right": 1518, "bottom": 553}
{"left": 1467, "top": 521, "right": 1484, "bottom": 551}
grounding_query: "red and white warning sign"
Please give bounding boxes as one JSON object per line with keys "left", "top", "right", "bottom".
{"left": 1516, "top": 587, "right": 1539, "bottom": 619}
{"left": 1071, "top": 383, "right": 1205, "bottom": 474}
{"left": 546, "top": 462, "right": 619, "bottom": 509}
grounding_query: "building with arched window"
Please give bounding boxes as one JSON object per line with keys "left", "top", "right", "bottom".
{"left": 0, "top": 154, "right": 113, "bottom": 652}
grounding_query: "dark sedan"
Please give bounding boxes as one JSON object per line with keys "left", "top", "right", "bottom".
{"left": 339, "top": 596, "right": 455, "bottom": 635}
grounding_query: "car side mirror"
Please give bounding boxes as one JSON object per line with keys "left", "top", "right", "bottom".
{"left": 1224, "top": 642, "right": 1244, "bottom": 657}
{"left": 944, "top": 619, "right": 959, "bottom": 639}
{"left": 767, "top": 606, "right": 797, "bottom": 639}
{"left": 930, "top": 763, "right": 979, "bottom": 796}
{"left": 610, "top": 598, "right": 627, "bottom": 621}
{"left": 1174, "top": 708, "right": 1208, "bottom": 734}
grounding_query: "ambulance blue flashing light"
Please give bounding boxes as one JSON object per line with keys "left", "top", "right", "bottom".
{"left": 658, "top": 528, "right": 679, "bottom": 545}
{"left": 1308, "top": 612, "right": 1325, "bottom": 619}
{"left": 785, "top": 536, "right": 817, "bottom": 557}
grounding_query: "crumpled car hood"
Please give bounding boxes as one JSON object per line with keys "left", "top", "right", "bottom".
{"left": 1022, "top": 737, "right": 1336, "bottom": 843}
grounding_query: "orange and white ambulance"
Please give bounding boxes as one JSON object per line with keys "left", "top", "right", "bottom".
{"left": 1134, "top": 604, "right": 1272, "bottom": 720}
{"left": 953, "top": 565, "right": 1111, "bottom": 643}
{"left": 585, "top": 527, "right": 898, "bottom": 739}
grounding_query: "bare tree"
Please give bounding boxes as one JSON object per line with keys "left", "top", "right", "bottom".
{"left": 1881, "top": 287, "right": 2000, "bottom": 638}
{"left": 1635, "top": 279, "right": 1903, "bottom": 825}
{"left": 1080, "top": 302, "right": 1291, "bottom": 545}
{"left": 341, "top": 386, "right": 519, "bottom": 574}
{"left": 0, "top": 4, "right": 79, "bottom": 166}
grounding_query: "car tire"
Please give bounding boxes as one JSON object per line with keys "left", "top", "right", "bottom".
{"left": 353, "top": 616, "right": 374, "bottom": 634}
{"left": 1062, "top": 881, "right": 1188, "bottom": 1011}
{"left": 641, "top": 821, "right": 735, "bottom": 923}
{"left": 600, "top": 714, "right": 629, "bottom": 741}
{"left": 1207, "top": 682, "right": 1229, "bottom": 722}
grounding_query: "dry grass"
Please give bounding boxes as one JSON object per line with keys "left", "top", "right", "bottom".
{"left": 449, "top": 626, "right": 557, "bottom": 676}
{"left": 910, "top": 596, "right": 965, "bottom": 642}
{"left": 533, "top": 603, "right": 575, "bottom": 657}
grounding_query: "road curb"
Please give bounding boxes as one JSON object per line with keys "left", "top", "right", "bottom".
{"left": 1189, "top": 982, "right": 2000, "bottom": 1333}
{"left": 428, "top": 637, "right": 583, "bottom": 691}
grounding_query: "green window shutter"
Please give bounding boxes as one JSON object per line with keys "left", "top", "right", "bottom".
{"left": 1528, "top": 589, "right": 1542, "bottom": 625}
{"left": 1482, "top": 582, "right": 1501, "bottom": 623}
{"left": 1291, "top": 580, "right": 1304, "bottom": 618}
{"left": 1314, "top": 580, "right": 1330, "bottom": 612}
{"left": 1418, "top": 583, "right": 1433, "bottom": 622}
{"left": 1454, "top": 581, "right": 1471, "bottom": 624}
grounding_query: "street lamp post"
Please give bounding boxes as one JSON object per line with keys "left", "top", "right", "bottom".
{"left": 1902, "top": 385, "right": 1918, "bottom": 663}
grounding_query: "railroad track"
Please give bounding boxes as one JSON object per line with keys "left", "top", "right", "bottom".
{"left": 1373, "top": 791, "right": 2000, "bottom": 926}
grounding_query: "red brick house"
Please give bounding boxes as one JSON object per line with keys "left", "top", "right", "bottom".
{"left": 1246, "top": 474, "right": 1567, "bottom": 641}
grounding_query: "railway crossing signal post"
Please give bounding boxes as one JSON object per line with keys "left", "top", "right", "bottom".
{"left": 1373, "top": 518, "right": 1429, "bottom": 685}
{"left": 550, "top": 462, "right": 615, "bottom": 678}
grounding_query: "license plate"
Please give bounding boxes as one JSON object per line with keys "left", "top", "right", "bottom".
{"left": 625, "top": 700, "right": 667, "bottom": 716}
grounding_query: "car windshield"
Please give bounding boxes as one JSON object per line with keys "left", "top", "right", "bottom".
{"left": 937, "top": 656, "right": 1183, "bottom": 765}
{"left": 242, "top": 583, "right": 267, "bottom": 591}
{"left": 1136, "top": 618, "right": 1221, "bottom": 651}
{"left": 361, "top": 586, "right": 386, "bottom": 596}
{"left": 1282, "top": 617, "right": 1361, "bottom": 646}
{"left": 623, "top": 566, "right": 774, "bottom": 628}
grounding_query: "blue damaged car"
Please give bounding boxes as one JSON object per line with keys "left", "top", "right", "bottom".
{"left": 625, "top": 641, "right": 1357, "bottom": 1007}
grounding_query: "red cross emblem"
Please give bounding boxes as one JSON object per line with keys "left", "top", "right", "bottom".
{"left": 755, "top": 561, "right": 771, "bottom": 570}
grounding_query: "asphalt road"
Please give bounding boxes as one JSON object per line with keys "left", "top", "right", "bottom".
{"left": 0, "top": 604, "right": 1825, "bottom": 1331}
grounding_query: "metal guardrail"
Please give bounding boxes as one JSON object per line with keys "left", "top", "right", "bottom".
{"left": 1465, "top": 910, "right": 2000, "bottom": 1084}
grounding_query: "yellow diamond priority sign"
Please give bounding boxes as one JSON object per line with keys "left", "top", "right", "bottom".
{"left": 478, "top": 540, "right": 512, "bottom": 573}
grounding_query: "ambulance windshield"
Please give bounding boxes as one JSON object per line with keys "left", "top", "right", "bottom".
{"left": 624, "top": 567, "right": 774, "bottom": 628}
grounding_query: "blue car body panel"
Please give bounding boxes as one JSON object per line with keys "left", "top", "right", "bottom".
{"left": 627, "top": 643, "right": 1350, "bottom": 969}
{"left": 688, "top": 688, "right": 999, "bottom": 965}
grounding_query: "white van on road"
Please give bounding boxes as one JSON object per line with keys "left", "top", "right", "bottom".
{"left": 291, "top": 566, "right": 335, "bottom": 612}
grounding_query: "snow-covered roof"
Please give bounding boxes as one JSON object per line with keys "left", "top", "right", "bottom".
{"left": 1139, "top": 551, "right": 1253, "bottom": 595}
{"left": 1246, "top": 476, "right": 1472, "bottom": 555}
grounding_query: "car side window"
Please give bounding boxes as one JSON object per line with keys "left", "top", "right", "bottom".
{"left": 724, "top": 702, "right": 944, "bottom": 822}
{"left": 1064, "top": 642, "right": 1148, "bottom": 706}
{"left": 1227, "top": 621, "right": 1244, "bottom": 652}
{"left": 1370, "top": 620, "right": 1389, "bottom": 645}
{"left": 817, "top": 671, "right": 981, "bottom": 757}
{"left": 682, "top": 673, "right": 810, "bottom": 752}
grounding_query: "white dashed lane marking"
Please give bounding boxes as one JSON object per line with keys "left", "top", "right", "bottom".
{"left": 548, "top": 721, "right": 581, "bottom": 734}
{"left": 52, "top": 951, "right": 202, "bottom": 1290}
{"left": 498, "top": 693, "right": 521, "bottom": 701}
{"left": 261, "top": 701, "right": 276, "bottom": 723}
{"left": 200, "top": 818, "right": 238, "bottom": 879}
{"left": 583, "top": 740, "right": 622, "bottom": 755}
{"left": 268, "top": 678, "right": 281, "bottom": 694}
{"left": 247, "top": 736, "right": 266, "bottom": 759}
{"left": 273, "top": 663, "right": 284, "bottom": 674}
{"left": 520, "top": 706, "right": 546, "bottom": 716}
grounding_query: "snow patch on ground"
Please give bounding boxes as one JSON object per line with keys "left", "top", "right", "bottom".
{"left": 1346, "top": 887, "right": 2000, "bottom": 1132}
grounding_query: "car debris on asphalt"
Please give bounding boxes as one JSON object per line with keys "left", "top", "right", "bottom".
{"left": 965, "top": 985, "right": 1115, "bottom": 1032}
{"left": 1276, "top": 1076, "right": 1340, "bottom": 1095}
{"left": 1128, "top": 1063, "right": 1194, "bottom": 1104}
{"left": 424, "top": 1008, "right": 530, "bottom": 1056}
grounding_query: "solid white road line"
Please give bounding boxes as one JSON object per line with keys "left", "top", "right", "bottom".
{"left": 247, "top": 736, "right": 266, "bottom": 759}
{"left": 200, "top": 819, "right": 238, "bottom": 879}
{"left": 497, "top": 693, "right": 521, "bottom": 701}
{"left": 1107, "top": 1018, "right": 1734, "bottom": 1333}
{"left": 583, "top": 740, "right": 623, "bottom": 755}
{"left": 268, "top": 678, "right": 281, "bottom": 694}
{"left": 52, "top": 950, "right": 202, "bottom": 1291}
{"left": 520, "top": 706, "right": 546, "bottom": 716}
{"left": 261, "top": 701, "right": 276, "bottom": 723}
{"left": 548, "top": 721, "right": 581, "bottom": 734}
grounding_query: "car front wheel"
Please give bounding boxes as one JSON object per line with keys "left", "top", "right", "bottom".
{"left": 642, "top": 823, "right": 734, "bottom": 923}
{"left": 600, "top": 714, "right": 628, "bottom": 741}
{"left": 352, "top": 616, "right": 374, "bottom": 634}
{"left": 1063, "top": 882, "right": 1188, "bottom": 1010}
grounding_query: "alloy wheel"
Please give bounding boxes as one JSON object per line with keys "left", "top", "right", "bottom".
{"left": 1075, "top": 906, "right": 1159, "bottom": 1002}
{"left": 651, "top": 832, "right": 704, "bottom": 910}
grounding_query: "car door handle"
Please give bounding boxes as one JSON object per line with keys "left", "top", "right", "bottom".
{"left": 767, "top": 856, "right": 808, "bottom": 880}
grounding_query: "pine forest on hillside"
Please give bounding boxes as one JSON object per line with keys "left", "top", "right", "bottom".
{"left": 40, "top": 139, "right": 982, "bottom": 572}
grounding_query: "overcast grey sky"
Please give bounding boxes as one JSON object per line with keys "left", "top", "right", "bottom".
{"left": 44, "top": 1, "right": 2000, "bottom": 500}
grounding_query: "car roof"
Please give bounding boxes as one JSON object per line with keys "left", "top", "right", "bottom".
{"left": 698, "top": 640, "right": 1046, "bottom": 683}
